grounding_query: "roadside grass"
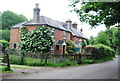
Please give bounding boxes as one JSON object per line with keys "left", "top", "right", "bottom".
{"left": 11, "top": 66, "right": 32, "bottom": 69}
{"left": 0, "top": 66, "right": 13, "bottom": 73}
{"left": 81, "top": 57, "right": 114, "bottom": 64}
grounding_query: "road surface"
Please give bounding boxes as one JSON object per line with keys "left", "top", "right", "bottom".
{"left": 3, "top": 56, "right": 119, "bottom": 79}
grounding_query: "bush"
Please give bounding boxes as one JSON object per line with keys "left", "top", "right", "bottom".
{"left": 2, "top": 66, "right": 13, "bottom": 71}
{"left": 66, "top": 40, "right": 75, "bottom": 54}
{"left": 0, "top": 30, "right": 10, "bottom": 42}
{"left": 0, "top": 40, "right": 9, "bottom": 48}
{"left": 84, "top": 44, "right": 115, "bottom": 60}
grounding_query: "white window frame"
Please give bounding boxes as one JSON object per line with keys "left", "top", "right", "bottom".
{"left": 51, "top": 28, "right": 55, "bottom": 37}
{"left": 63, "top": 31, "right": 66, "bottom": 39}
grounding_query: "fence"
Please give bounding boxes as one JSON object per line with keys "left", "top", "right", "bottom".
{"left": 2, "top": 48, "right": 92, "bottom": 66}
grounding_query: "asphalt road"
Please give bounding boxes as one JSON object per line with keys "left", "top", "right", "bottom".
{"left": 3, "top": 56, "right": 119, "bottom": 79}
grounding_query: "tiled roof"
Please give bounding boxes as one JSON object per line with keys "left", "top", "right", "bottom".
{"left": 11, "top": 16, "right": 88, "bottom": 39}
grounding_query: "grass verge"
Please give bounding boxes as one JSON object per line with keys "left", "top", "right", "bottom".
{"left": 0, "top": 66, "right": 13, "bottom": 73}
{"left": 11, "top": 66, "right": 32, "bottom": 69}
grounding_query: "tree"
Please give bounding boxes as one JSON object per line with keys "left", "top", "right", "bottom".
{"left": 0, "top": 29, "right": 10, "bottom": 42}
{"left": 94, "top": 27, "right": 118, "bottom": 52}
{"left": 89, "top": 36, "right": 95, "bottom": 45}
{"left": 66, "top": 40, "right": 76, "bottom": 54}
{"left": 19, "top": 26, "right": 54, "bottom": 53}
{"left": 0, "top": 40, "right": 11, "bottom": 70}
{"left": 69, "top": 1, "right": 120, "bottom": 29}
{"left": 2, "top": 10, "right": 28, "bottom": 29}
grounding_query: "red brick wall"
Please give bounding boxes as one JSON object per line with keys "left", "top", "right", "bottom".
{"left": 10, "top": 28, "right": 20, "bottom": 48}
{"left": 26, "top": 26, "right": 38, "bottom": 31}
{"left": 66, "top": 32, "right": 70, "bottom": 42}
{"left": 54, "top": 29, "right": 63, "bottom": 42}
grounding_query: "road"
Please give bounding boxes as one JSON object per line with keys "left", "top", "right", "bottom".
{"left": 3, "top": 56, "right": 119, "bottom": 79}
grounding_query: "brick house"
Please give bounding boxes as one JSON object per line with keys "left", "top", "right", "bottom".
{"left": 10, "top": 3, "right": 87, "bottom": 54}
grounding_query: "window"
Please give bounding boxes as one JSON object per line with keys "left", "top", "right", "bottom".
{"left": 51, "top": 28, "right": 55, "bottom": 37}
{"left": 63, "top": 31, "right": 66, "bottom": 39}
{"left": 50, "top": 46, "right": 54, "bottom": 51}
{"left": 13, "top": 43, "right": 17, "bottom": 49}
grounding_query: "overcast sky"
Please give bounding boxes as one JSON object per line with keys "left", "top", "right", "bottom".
{"left": 0, "top": 0, "right": 107, "bottom": 38}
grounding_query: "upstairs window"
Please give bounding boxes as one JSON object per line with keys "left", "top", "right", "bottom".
{"left": 63, "top": 31, "right": 66, "bottom": 39}
{"left": 51, "top": 28, "right": 55, "bottom": 37}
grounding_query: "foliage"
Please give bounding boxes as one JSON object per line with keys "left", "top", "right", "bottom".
{"left": 0, "top": 40, "right": 9, "bottom": 48}
{"left": 81, "top": 57, "right": 113, "bottom": 64}
{"left": 9, "top": 55, "right": 78, "bottom": 67}
{"left": 81, "top": 40, "right": 90, "bottom": 48}
{"left": 85, "top": 44, "right": 115, "bottom": 60}
{"left": 66, "top": 40, "right": 75, "bottom": 54}
{"left": 2, "top": 10, "right": 28, "bottom": 29}
{"left": 1, "top": 66, "right": 13, "bottom": 72}
{"left": 69, "top": 1, "right": 120, "bottom": 28}
{"left": 84, "top": 45, "right": 96, "bottom": 54}
{"left": 0, "top": 29, "right": 10, "bottom": 42}
{"left": 95, "top": 27, "right": 118, "bottom": 52}
{"left": 19, "top": 26, "right": 54, "bottom": 53}
{"left": 89, "top": 36, "right": 95, "bottom": 45}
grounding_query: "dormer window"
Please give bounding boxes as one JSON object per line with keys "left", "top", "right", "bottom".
{"left": 63, "top": 31, "right": 66, "bottom": 39}
{"left": 51, "top": 28, "right": 55, "bottom": 37}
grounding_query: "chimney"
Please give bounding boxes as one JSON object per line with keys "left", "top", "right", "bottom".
{"left": 66, "top": 19, "right": 72, "bottom": 27}
{"left": 80, "top": 28, "right": 83, "bottom": 32}
{"left": 72, "top": 22, "right": 78, "bottom": 29}
{"left": 33, "top": 3, "right": 40, "bottom": 22}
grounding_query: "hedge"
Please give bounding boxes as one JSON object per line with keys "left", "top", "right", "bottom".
{"left": 84, "top": 44, "right": 115, "bottom": 60}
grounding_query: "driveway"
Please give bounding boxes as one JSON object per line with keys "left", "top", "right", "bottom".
{"left": 2, "top": 56, "right": 119, "bottom": 79}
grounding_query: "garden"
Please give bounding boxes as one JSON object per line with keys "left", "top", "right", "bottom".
{"left": 0, "top": 26, "right": 119, "bottom": 73}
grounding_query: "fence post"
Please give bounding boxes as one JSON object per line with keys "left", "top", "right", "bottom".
{"left": 77, "top": 54, "right": 82, "bottom": 64}
{"left": 20, "top": 50, "right": 25, "bottom": 65}
{"left": 4, "top": 48, "right": 11, "bottom": 70}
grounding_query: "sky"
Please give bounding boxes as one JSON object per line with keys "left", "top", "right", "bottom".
{"left": 0, "top": 0, "right": 107, "bottom": 38}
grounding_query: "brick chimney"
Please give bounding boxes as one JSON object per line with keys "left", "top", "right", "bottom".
{"left": 66, "top": 19, "right": 72, "bottom": 27}
{"left": 33, "top": 3, "right": 40, "bottom": 22}
{"left": 72, "top": 22, "right": 78, "bottom": 29}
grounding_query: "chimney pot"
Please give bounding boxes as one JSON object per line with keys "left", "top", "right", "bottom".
{"left": 80, "top": 28, "right": 83, "bottom": 32}
{"left": 66, "top": 19, "right": 72, "bottom": 27}
{"left": 72, "top": 22, "right": 78, "bottom": 29}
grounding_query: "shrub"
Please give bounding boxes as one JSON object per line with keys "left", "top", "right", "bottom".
{"left": 84, "top": 44, "right": 115, "bottom": 60}
{"left": 66, "top": 40, "right": 75, "bottom": 54}
{"left": 2, "top": 66, "right": 13, "bottom": 71}
{"left": 0, "top": 40, "right": 9, "bottom": 49}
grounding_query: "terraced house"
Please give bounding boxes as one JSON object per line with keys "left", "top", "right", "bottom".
{"left": 10, "top": 3, "right": 87, "bottom": 54}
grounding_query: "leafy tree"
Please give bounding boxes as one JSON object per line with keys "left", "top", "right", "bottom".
{"left": 89, "top": 36, "right": 95, "bottom": 45}
{"left": 2, "top": 10, "right": 28, "bottom": 29}
{"left": 69, "top": 1, "right": 120, "bottom": 29}
{"left": 66, "top": 40, "right": 76, "bottom": 54}
{"left": 19, "top": 26, "right": 54, "bottom": 53}
{"left": 95, "top": 31, "right": 110, "bottom": 45}
{"left": 94, "top": 27, "right": 118, "bottom": 52}
{"left": 0, "top": 29, "right": 10, "bottom": 42}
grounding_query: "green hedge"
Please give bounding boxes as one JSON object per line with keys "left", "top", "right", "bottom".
{"left": 84, "top": 44, "right": 115, "bottom": 60}
{"left": 0, "top": 40, "right": 9, "bottom": 49}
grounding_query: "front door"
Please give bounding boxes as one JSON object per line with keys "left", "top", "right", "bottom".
{"left": 63, "top": 45, "right": 65, "bottom": 54}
